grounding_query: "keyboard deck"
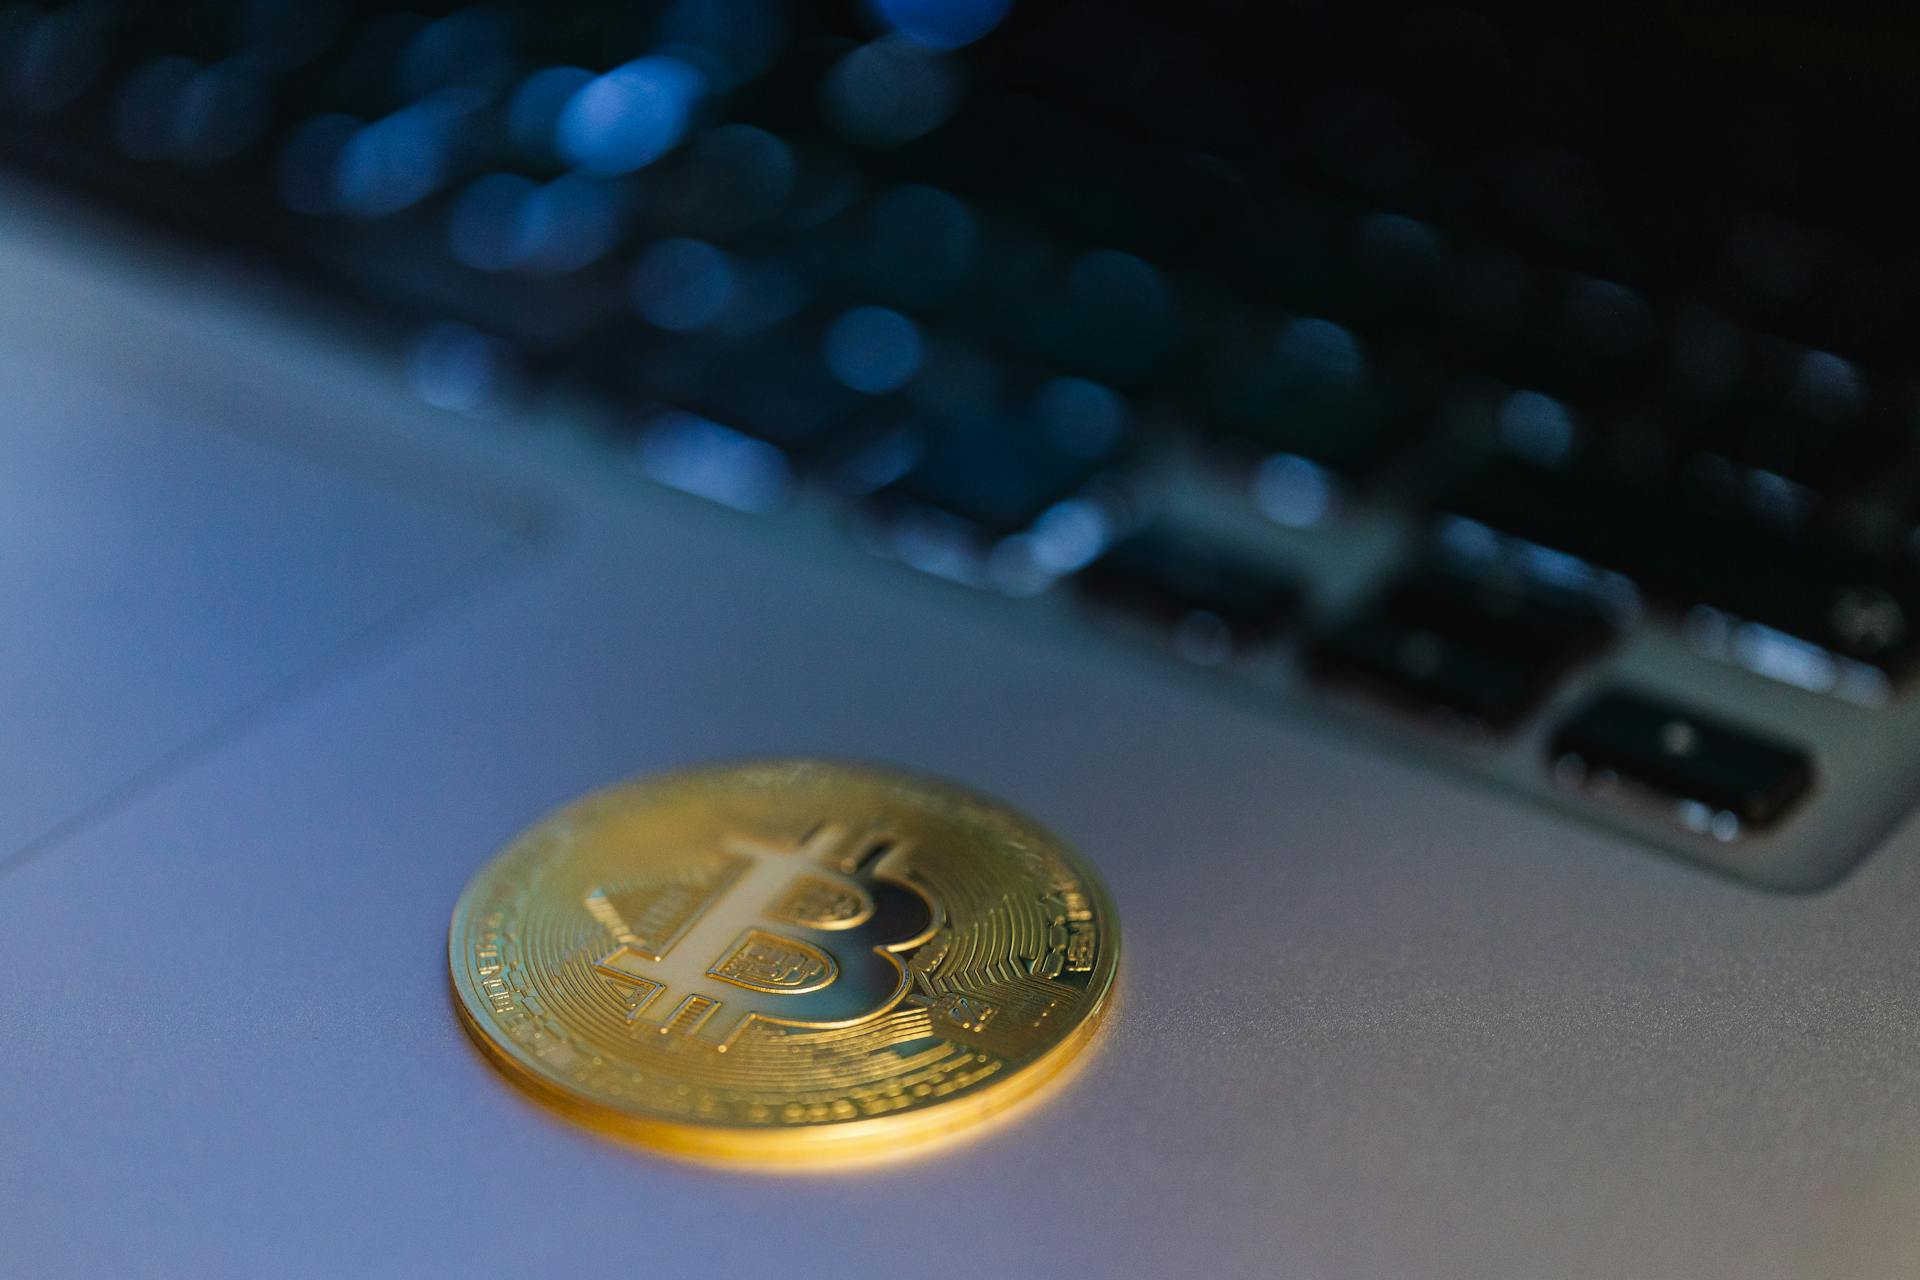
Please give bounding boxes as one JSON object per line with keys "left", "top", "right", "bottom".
{"left": 8, "top": 0, "right": 1920, "bottom": 888}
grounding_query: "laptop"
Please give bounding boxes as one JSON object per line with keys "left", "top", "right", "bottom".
{"left": 5, "top": 1, "right": 1920, "bottom": 1274}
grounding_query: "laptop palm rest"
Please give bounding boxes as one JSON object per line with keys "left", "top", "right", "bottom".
{"left": 0, "top": 343, "right": 515, "bottom": 867}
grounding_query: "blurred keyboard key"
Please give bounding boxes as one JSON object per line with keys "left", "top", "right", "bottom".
{"left": 1073, "top": 529, "right": 1303, "bottom": 655}
{"left": 868, "top": 414, "right": 1115, "bottom": 537}
{"left": 1311, "top": 566, "right": 1615, "bottom": 729}
{"left": 597, "top": 326, "right": 874, "bottom": 465}
{"left": 1438, "top": 457, "right": 1920, "bottom": 676}
{"left": 1550, "top": 689, "right": 1814, "bottom": 828}
{"left": 1211, "top": 320, "right": 1441, "bottom": 479}
{"left": 1313, "top": 614, "right": 1559, "bottom": 729}
{"left": 1377, "top": 567, "right": 1615, "bottom": 663}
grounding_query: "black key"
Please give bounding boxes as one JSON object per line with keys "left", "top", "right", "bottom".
{"left": 1073, "top": 530, "right": 1303, "bottom": 653}
{"left": 588, "top": 327, "right": 874, "bottom": 465}
{"left": 1374, "top": 567, "right": 1614, "bottom": 664}
{"left": 817, "top": 183, "right": 981, "bottom": 313}
{"left": 966, "top": 238, "right": 1183, "bottom": 386}
{"left": 1313, "top": 614, "right": 1559, "bottom": 728}
{"left": 1436, "top": 456, "right": 1680, "bottom": 585}
{"left": 868, "top": 413, "right": 1116, "bottom": 538}
{"left": 1671, "top": 333, "right": 1901, "bottom": 496}
{"left": 1550, "top": 689, "right": 1814, "bottom": 827}
{"left": 1311, "top": 566, "right": 1615, "bottom": 729}
{"left": 1437, "top": 457, "right": 1920, "bottom": 675}
{"left": 1208, "top": 318, "right": 1447, "bottom": 481}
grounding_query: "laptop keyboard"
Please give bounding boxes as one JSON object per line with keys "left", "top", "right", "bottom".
{"left": 1310, "top": 563, "right": 1616, "bottom": 732}
{"left": 5, "top": 0, "right": 1918, "bottom": 888}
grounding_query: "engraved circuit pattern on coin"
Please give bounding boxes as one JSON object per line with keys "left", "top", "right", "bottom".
{"left": 448, "top": 760, "right": 1120, "bottom": 1165}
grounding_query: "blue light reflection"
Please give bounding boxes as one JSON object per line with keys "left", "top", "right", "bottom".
{"left": 823, "top": 306, "right": 924, "bottom": 393}
{"left": 557, "top": 55, "right": 707, "bottom": 176}
{"left": 868, "top": 0, "right": 1012, "bottom": 50}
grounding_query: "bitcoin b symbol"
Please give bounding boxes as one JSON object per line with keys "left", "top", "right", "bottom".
{"left": 586, "top": 823, "right": 936, "bottom": 1048}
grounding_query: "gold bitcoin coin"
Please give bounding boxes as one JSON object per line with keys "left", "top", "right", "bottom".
{"left": 448, "top": 760, "right": 1119, "bottom": 1165}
